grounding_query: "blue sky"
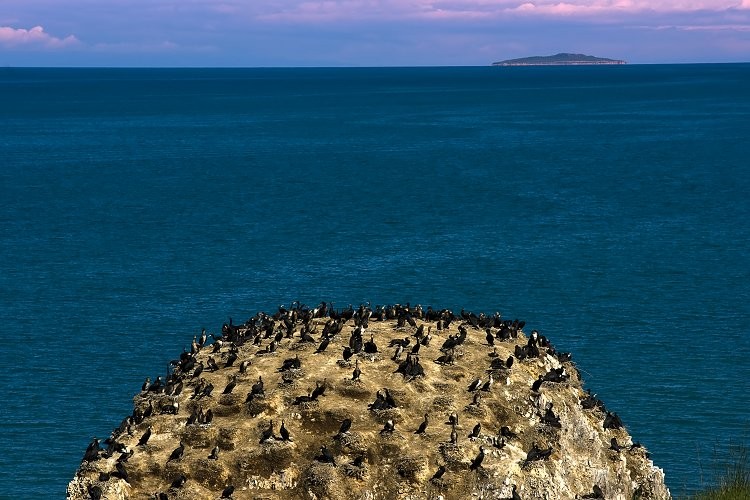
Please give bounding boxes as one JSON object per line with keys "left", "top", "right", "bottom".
{"left": 1, "top": 1, "right": 749, "bottom": 66}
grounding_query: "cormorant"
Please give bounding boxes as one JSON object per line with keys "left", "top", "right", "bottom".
{"left": 481, "top": 374, "right": 494, "bottom": 392}
{"left": 220, "top": 485, "right": 235, "bottom": 499}
{"left": 112, "top": 462, "right": 129, "bottom": 483}
{"left": 334, "top": 418, "right": 352, "bottom": 439}
{"left": 500, "top": 426, "right": 517, "bottom": 440}
{"left": 316, "top": 336, "right": 330, "bottom": 353}
{"left": 208, "top": 445, "right": 219, "bottom": 460}
{"left": 610, "top": 437, "right": 623, "bottom": 452}
{"left": 207, "top": 356, "right": 220, "bottom": 371}
{"left": 470, "top": 446, "right": 485, "bottom": 471}
{"left": 581, "top": 485, "right": 604, "bottom": 499}
{"left": 352, "top": 359, "right": 361, "bottom": 381}
{"left": 280, "top": 420, "right": 292, "bottom": 442}
{"left": 222, "top": 375, "right": 237, "bottom": 395}
{"left": 531, "top": 375, "right": 544, "bottom": 392}
{"left": 342, "top": 346, "right": 353, "bottom": 361}
{"left": 468, "top": 378, "right": 482, "bottom": 392}
{"left": 380, "top": 419, "right": 395, "bottom": 434}
{"left": 469, "top": 422, "right": 481, "bottom": 439}
{"left": 169, "top": 474, "right": 187, "bottom": 489}
{"left": 259, "top": 420, "right": 275, "bottom": 443}
{"left": 137, "top": 426, "right": 152, "bottom": 447}
{"left": 431, "top": 464, "right": 446, "bottom": 480}
{"left": 415, "top": 413, "right": 429, "bottom": 434}
{"left": 316, "top": 445, "right": 336, "bottom": 465}
{"left": 167, "top": 441, "right": 184, "bottom": 462}
{"left": 87, "top": 484, "right": 102, "bottom": 500}
{"left": 364, "top": 334, "right": 378, "bottom": 353}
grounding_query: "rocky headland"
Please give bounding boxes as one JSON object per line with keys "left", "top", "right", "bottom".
{"left": 68, "top": 303, "right": 669, "bottom": 499}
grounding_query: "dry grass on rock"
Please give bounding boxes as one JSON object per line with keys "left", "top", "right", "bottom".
{"left": 69, "top": 306, "right": 670, "bottom": 499}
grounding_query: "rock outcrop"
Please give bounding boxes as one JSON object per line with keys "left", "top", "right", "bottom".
{"left": 68, "top": 303, "right": 670, "bottom": 499}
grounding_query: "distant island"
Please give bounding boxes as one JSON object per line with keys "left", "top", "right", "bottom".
{"left": 492, "top": 53, "right": 626, "bottom": 66}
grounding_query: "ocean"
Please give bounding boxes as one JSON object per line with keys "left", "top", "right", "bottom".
{"left": 1, "top": 65, "right": 748, "bottom": 498}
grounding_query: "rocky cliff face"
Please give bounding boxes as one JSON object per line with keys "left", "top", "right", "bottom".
{"left": 68, "top": 304, "right": 670, "bottom": 499}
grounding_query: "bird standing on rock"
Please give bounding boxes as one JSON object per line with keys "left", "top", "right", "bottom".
{"left": 415, "top": 413, "right": 429, "bottom": 434}
{"left": 470, "top": 446, "right": 485, "bottom": 471}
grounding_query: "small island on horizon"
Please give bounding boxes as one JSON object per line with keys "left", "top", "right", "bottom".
{"left": 492, "top": 53, "right": 626, "bottom": 66}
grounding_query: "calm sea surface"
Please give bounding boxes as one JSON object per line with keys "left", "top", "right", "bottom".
{"left": 1, "top": 65, "right": 749, "bottom": 498}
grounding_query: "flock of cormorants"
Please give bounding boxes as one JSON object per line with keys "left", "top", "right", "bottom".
{"left": 77, "top": 301, "right": 637, "bottom": 500}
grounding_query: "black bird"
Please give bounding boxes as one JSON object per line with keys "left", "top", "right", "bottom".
{"left": 581, "top": 485, "right": 605, "bottom": 499}
{"left": 311, "top": 379, "right": 327, "bottom": 399}
{"left": 207, "top": 356, "right": 220, "bottom": 371}
{"left": 192, "top": 362, "right": 204, "bottom": 378}
{"left": 246, "top": 376, "right": 264, "bottom": 402}
{"left": 415, "top": 413, "right": 429, "bottom": 434}
{"left": 500, "top": 426, "right": 517, "bottom": 440}
{"left": 83, "top": 437, "right": 101, "bottom": 462}
{"left": 541, "top": 403, "right": 562, "bottom": 428}
{"left": 137, "top": 426, "right": 152, "bottom": 447}
{"left": 225, "top": 351, "right": 238, "bottom": 367}
{"left": 316, "top": 336, "right": 330, "bottom": 353}
{"left": 335, "top": 418, "right": 352, "bottom": 439}
{"left": 431, "top": 464, "right": 446, "bottom": 480}
{"left": 511, "top": 484, "right": 522, "bottom": 500}
{"left": 380, "top": 419, "right": 395, "bottom": 434}
{"left": 364, "top": 334, "right": 378, "bottom": 353}
{"left": 280, "top": 420, "right": 292, "bottom": 442}
{"left": 208, "top": 445, "right": 219, "bottom": 460}
{"left": 471, "top": 392, "right": 482, "bottom": 407}
{"left": 167, "top": 441, "right": 185, "bottom": 462}
{"left": 604, "top": 411, "right": 624, "bottom": 430}
{"left": 467, "top": 378, "right": 482, "bottom": 392}
{"left": 450, "top": 423, "right": 458, "bottom": 444}
{"left": 87, "top": 484, "right": 102, "bottom": 500}
{"left": 531, "top": 375, "right": 544, "bottom": 392}
{"left": 351, "top": 455, "right": 365, "bottom": 467}
{"left": 470, "top": 446, "right": 485, "bottom": 471}
{"left": 259, "top": 420, "right": 275, "bottom": 443}
{"left": 154, "top": 492, "right": 169, "bottom": 500}
{"left": 352, "top": 359, "right": 361, "bottom": 381}
{"left": 169, "top": 474, "right": 187, "bottom": 489}
{"left": 220, "top": 484, "right": 235, "bottom": 499}
{"left": 525, "top": 443, "right": 553, "bottom": 463}
{"left": 469, "top": 422, "right": 481, "bottom": 439}
{"left": 112, "top": 461, "right": 129, "bottom": 483}
{"left": 481, "top": 374, "right": 494, "bottom": 392}
{"left": 316, "top": 445, "right": 336, "bottom": 465}
{"left": 222, "top": 375, "right": 238, "bottom": 395}
{"left": 342, "top": 346, "right": 353, "bottom": 361}
{"left": 446, "top": 412, "right": 459, "bottom": 426}
{"left": 280, "top": 354, "right": 301, "bottom": 371}
{"left": 610, "top": 437, "right": 623, "bottom": 452}
{"left": 200, "top": 383, "right": 214, "bottom": 398}
{"left": 486, "top": 329, "right": 495, "bottom": 346}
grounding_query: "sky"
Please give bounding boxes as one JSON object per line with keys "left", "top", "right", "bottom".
{"left": 1, "top": 1, "right": 749, "bottom": 66}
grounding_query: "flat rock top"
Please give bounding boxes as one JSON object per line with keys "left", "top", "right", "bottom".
{"left": 69, "top": 306, "right": 669, "bottom": 499}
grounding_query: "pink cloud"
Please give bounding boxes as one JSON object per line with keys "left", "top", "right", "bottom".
{"left": 250, "top": 0, "right": 750, "bottom": 22}
{"left": 0, "top": 25, "right": 79, "bottom": 48}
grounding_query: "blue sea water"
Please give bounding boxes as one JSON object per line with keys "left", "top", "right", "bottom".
{"left": 1, "top": 65, "right": 749, "bottom": 498}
